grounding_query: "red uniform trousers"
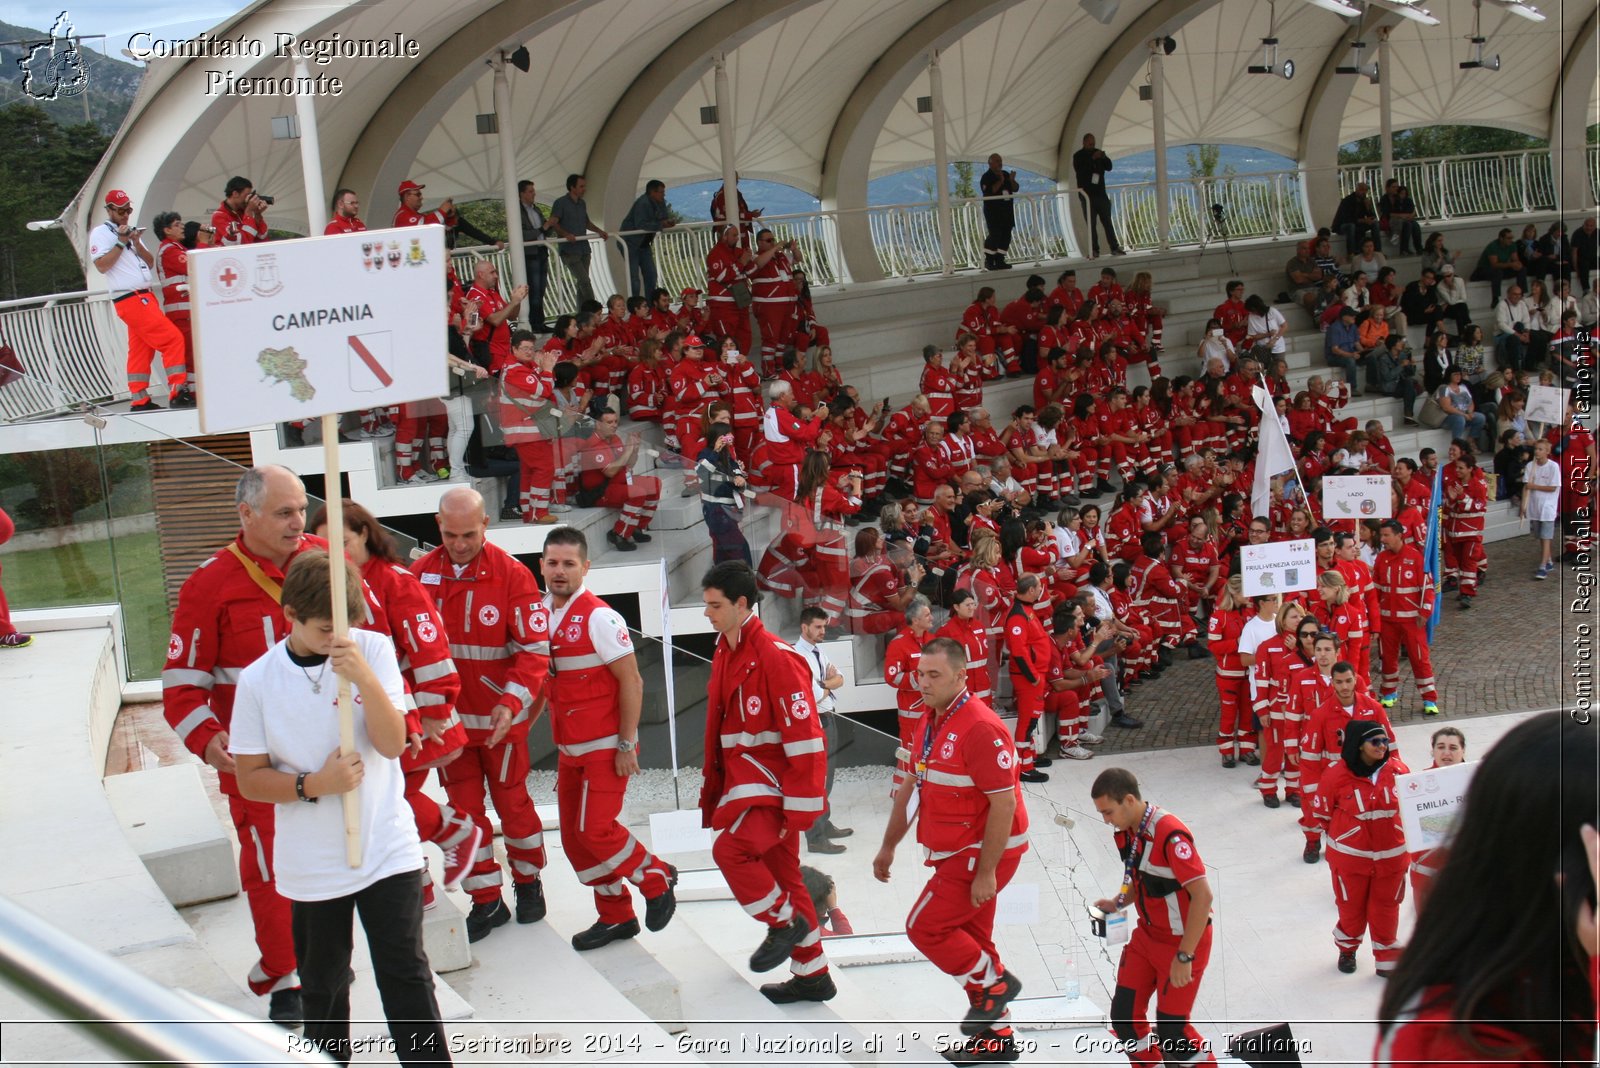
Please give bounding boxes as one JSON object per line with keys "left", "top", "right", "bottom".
{"left": 708, "top": 301, "right": 752, "bottom": 355}
{"left": 512, "top": 440, "right": 557, "bottom": 519}
{"left": 1009, "top": 675, "right": 1044, "bottom": 774}
{"left": 441, "top": 740, "right": 547, "bottom": 904}
{"left": 1443, "top": 536, "right": 1486, "bottom": 597}
{"left": 403, "top": 769, "right": 476, "bottom": 850}
{"left": 850, "top": 607, "right": 902, "bottom": 636}
{"left": 753, "top": 304, "right": 793, "bottom": 376}
{"left": 907, "top": 852, "right": 1021, "bottom": 995}
{"left": 674, "top": 417, "right": 707, "bottom": 470}
{"left": 1378, "top": 619, "right": 1437, "bottom": 701}
{"left": 804, "top": 531, "right": 850, "bottom": 624}
{"left": 558, "top": 759, "right": 674, "bottom": 923}
{"left": 1050, "top": 688, "right": 1088, "bottom": 747}
{"left": 1111, "top": 925, "right": 1217, "bottom": 1068}
{"left": 1215, "top": 675, "right": 1256, "bottom": 758}
{"left": 1330, "top": 859, "right": 1406, "bottom": 974}
{"left": 228, "top": 795, "right": 298, "bottom": 995}
{"left": 396, "top": 400, "right": 447, "bottom": 479}
{"left": 974, "top": 336, "right": 1021, "bottom": 375}
{"left": 793, "top": 324, "right": 830, "bottom": 352}
{"left": 600, "top": 475, "right": 660, "bottom": 538}
{"left": 712, "top": 806, "right": 828, "bottom": 977}
{"left": 169, "top": 315, "right": 195, "bottom": 378}
{"left": 115, "top": 291, "right": 187, "bottom": 403}
{"left": 1256, "top": 705, "right": 1291, "bottom": 800}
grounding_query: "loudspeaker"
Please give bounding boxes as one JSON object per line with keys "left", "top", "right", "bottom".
{"left": 1227, "top": 1024, "right": 1302, "bottom": 1067}
{"left": 1078, "top": 0, "right": 1121, "bottom": 24}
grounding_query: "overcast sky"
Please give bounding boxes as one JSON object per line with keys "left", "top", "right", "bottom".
{"left": 1, "top": 2, "right": 248, "bottom": 57}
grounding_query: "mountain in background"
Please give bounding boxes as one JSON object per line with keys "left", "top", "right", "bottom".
{"left": 670, "top": 145, "right": 1296, "bottom": 220}
{"left": 0, "top": 18, "right": 143, "bottom": 135}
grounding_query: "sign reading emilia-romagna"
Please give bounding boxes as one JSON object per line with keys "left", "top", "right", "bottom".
{"left": 190, "top": 226, "right": 447, "bottom": 434}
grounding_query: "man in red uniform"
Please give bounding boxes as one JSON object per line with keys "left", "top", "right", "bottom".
{"left": 705, "top": 225, "right": 770, "bottom": 354}
{"left": 411, "top": 487, "right": 551, "bottom": 943}
{"left": 1213, "top": 280, "right": 1249, "bottom": 350}
{"left": 1441, "top": 445, "right": 1488, "bottom": 608}
{"left": 667, "top": 334, "right": 721, "bottom": 474}
{"left": 211, "top": 175, "right": 269, "bottom": 245}
{"left": 540, "top": 527, "right": 677, "bottom": 949}
{"left": 164, "top": 466, "right": 342, "bottom": 1024}
{"left": 762, "top": 379, "right": 825, "bottom": 501}
{"left": 153, "top": 210, "right": 199, "bottom": 388}
{"left": 698, "top": 562, "right": 833, "bottom": 1003}
{"left": 874, "top": 637, "right": 1030, "bottom": 1062}
{"left": 1005, "top": 575, "right": 1054, "bottom": 784}
{"left": 920, "top": 345, "right": 958, "bottom": 421}
{"left": 323, "top": 188, "right": 366, "bottom": 236}
{"left": 465, "top": 259, "right": 527, "bottom": 375}
{"left": 92, "top": 190, "right": 191, "bottom": 410}
{"left": 1092, "top": 767, "right": 1218, "bottom": 1068}
{"left": 577, "top": 411, "right": 660, "bottom": 552}
{"left": 885, "top": 595, "right": 936, "bottom": 763}
{"left": 1373, "top": 520, "right": 1439, "bottom": 716}
{"left": 750, "top": 230, "right": 800, "bottom": 377}
{"left": 392, "top": 178, "right": 453, "bottom": 229}
{"left": 499, "top": 332, "right": 562, "bottom": 523}
{"left": 958, "top": 288, "right": 1018, "bottom": 374}
{"left": 1393, "top": 458, "right": 1432, "bottom": 515}
{"left": 1298, "top": 660, "right": 1399, "bottom": 864}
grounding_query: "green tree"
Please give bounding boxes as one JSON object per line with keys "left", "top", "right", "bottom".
{"left": 953, "top": 161, "right": 976, "bottom": 199}
{"left": 0, "top": 104, "right": 110, "bottom": 299}
{"left": 1339, "top": 125, "right": 1545, "bottom": 165}
{"left": 1184, "top": 143, "right": 1233, "bottom": 181}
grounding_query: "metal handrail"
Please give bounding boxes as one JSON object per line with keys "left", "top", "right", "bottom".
{"left": 0, "top": 893, "right": 332, "bottom": 1064}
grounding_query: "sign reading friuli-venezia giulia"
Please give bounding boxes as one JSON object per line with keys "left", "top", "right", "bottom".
{"left": 189, "top": 225, "right": 447, "bottom": 434}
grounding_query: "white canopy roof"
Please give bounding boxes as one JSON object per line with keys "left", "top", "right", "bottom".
{"left": 66, "top": 0, "right": 1597, "bottom": 265}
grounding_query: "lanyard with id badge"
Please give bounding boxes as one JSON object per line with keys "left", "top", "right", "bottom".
{"left": 909, "top": 691, "right": 971, "bottom": 821}
{"left": 1089, "top": 803, "right": 1159, "bottom": 947}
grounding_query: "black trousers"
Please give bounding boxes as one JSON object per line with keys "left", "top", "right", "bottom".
{"left": 1081, "top": 194, "right": 1118, "bottom": 255}
{"left": 807, "top": 710, "right": 840, "bottom": 841}
{"left": 523, "top": 250, "right": 549, "bottom": 328}
{"left": 984, "top": 205, "right": 1014, "bottom": 254}
{"left": 291, "top": 869, "right": 449, "bottom": 1067}
{"left": 704, "top": 503, "right": 752, "bottom": 566}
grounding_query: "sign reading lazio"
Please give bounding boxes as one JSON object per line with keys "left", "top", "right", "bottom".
{"left": 1323, "top": 474, "right": 1392, "bottom": 520}
{"left": 1239, "top": 537, "right": 1317, "bottom": 597}
{"left": 189, "top": 226, "right": 448, "bottom": 434}
{"left": 1395, "top": 759, "right": 1477, "bottom": 854}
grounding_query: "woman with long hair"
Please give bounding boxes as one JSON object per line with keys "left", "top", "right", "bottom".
{"left": 309, "top": 500, "right": 477, "bottom": 909}
{"left": 1207, "top": 575, "right": 1255, "bottom": 768}
{"left": 696, "top": 420, "right": 752, "bottom": 566}
{"left": 1377, "top": 713, "right": 1596, "bottom": 1068}
{"left": 797, "top": 449, "right": 861, "bottom": 626}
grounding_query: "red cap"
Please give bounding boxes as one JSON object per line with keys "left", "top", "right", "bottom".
{"left": 397, "top": 179, "right": 425, "bottom": 196}
{"left": 680, "top": 287, "right": 702, "bottom": 297}
{"left": 683, "top": 334, "right": 706, "bottom": 348}
{"left": 105, "top": 189, "right": 131, "bottom": 207}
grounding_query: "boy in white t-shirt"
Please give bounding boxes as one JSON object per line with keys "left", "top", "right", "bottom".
{"left": 231, "top": 550, "right": 449, "bottom": 1065}
{"left": 1521, "top": 438, "right": 1562, "bottom": 579}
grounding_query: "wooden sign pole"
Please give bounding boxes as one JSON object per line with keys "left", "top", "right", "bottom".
{"left": 321, "top": 419, "right": 362, "bottom": 868}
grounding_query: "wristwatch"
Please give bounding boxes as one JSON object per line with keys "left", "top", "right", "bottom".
{"left": 1175, "top": 951, "right": 1195, "bottom": 964}
{"left": 617, "top": 738, "right": 637, "bottom": 754}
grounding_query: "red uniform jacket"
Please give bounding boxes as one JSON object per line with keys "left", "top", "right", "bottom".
{"left": 211, "top": 202, "right": 266, "bottom": 246}
{"left": 699, "top": 615, "right": 827, "bottom": 832}
{"left": 1115, "top": 806, "right": 1210, "bottom": 943}
{"left": 157, "top": 239, "right": 190, "bottom": 319}
{"left": 545, "top": 587, "right": 634, "bottom": 764}
{"left": 1298, "top": 692, "right": 1398, "bottom": 806}
{"left": 1004, "top": 602, "right": 1052, "bottom": 688}
{"left": 1312, "top": 759, "right": 1408, "bottom": 872}
{"left": 885, "top": 626, "right": 931, "bottom": 718}
{"left": 360, "top": 556, "right": 466, "bottom": 771}
{"left": 1374, "top": 546, "right": 1434, "bottom": 622}
{"left": 910, "top": 692, "right": 1029, "bottom": 864}
{"left": 410, "top": 543, "right": 550, "bottom": 744}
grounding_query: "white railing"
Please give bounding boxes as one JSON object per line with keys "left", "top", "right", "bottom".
{"left": 1104, "top": 170, "right": 1310, "bottom": 252}
{"left": 1335, "top": 147, "right": 1573, "bottom": 222}
{"left": 0, "top": 291, "right": 124, "bottom": 421}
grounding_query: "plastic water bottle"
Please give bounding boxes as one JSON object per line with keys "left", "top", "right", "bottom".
{"left": 1064, "top": 959, "right": 1081, "bottom": 1002}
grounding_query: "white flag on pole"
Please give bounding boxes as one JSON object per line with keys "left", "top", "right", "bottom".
{"left": 1251, "top": 384, "right": 1297, "bottom": 520}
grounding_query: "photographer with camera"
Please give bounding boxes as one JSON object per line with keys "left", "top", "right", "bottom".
{"left": 1071, "top": 135, "right": 1125, "bottom": 259}
{"left": 91, "top": 190, "right": 191, "bottom": 412}
{"left": 211, "top": 176, "right": 269, "bottom": 246}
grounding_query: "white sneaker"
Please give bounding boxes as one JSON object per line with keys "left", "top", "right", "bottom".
{"left": 549, "top": 503, "right": 572, "bottom": 513}
{"left": 1060, "top": 745, "right": 1095, "bottom": 760}
{"left": 1077, "top": 732, "right": 1105, "bottom": 746}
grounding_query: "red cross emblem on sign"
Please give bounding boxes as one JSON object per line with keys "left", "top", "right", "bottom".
{"left": 219, "top": 267, "right": 238, "bottom": 287}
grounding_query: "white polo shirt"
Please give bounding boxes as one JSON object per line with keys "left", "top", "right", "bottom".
{"left": 88, "top": 221, "right": 154, "bottom": 294}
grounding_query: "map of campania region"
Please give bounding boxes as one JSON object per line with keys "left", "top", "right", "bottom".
{"left": 257, "top": 346, "right": 316, "bottom": 402}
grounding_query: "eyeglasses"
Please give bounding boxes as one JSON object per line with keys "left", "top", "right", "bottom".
{"left": 108, "top": 206, "right": 131, "bottom": 214}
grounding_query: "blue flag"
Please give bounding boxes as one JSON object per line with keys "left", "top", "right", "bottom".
{"left": 1422, "top": 461, "right": 1444, "bottom": 641}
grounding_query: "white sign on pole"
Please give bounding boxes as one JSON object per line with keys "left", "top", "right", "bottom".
{"left": 1395, "top": 760, "right": 1478, "bottom": 854}
{"left": 189, "top": 226, "right": 448, "bottom": 434}
{"left": 1239, "top": 537, "right": 1317, "bottom": 596}
{"left": 1526, "top": 384, "right": 1569, "bottom": 427}
{"left": 1323, "top": 475, "right": 1393, "bottom": 520}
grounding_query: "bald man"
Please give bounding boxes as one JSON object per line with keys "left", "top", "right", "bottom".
{"left": 410, "top": 488, "right": 552, "bottom": 942}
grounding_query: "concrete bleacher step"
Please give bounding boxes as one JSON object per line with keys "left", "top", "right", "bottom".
{"left": 104, "top": 762, "right": 241, "bottom": 908}
{"left": 675, "top": 897, "right": 940, "bottom": 1065}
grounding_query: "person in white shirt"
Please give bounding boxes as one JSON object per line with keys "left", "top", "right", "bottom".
{"left": 794, "top": 608, "right": 851, "bottom": 852}
{"left": 1494, "top": 285, "right": 1534, "bottom": 373}
{"left": 1522, "top": 438, "right": 1562, "bottom": 579}
{"left": 89, "top": 189, "right": 193, "bottom": 411}
{"left": 230, "top": 550, "right": 448, "bottom": 1065}
{"left": 1243, "top": 295, "right": 1288, "bottom": 359}
{"left": 1236, "top": 592, "right": 1283, "bottom": 758}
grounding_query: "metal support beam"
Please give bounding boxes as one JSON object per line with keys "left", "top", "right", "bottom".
{"left": 1150, "top": 43, "right": 1169, "bottom": 251}
{"left": 492, "top": 52, "right": 528, "bottom": 327}
{"left": 929, "top": 50, "right": 954, "bottom": 275}
{"left": 291, "top": 52, "right": 326, "bottom": 234}
{"left": 713, "top": 52, "right": 739, "bottom": 240}
{"left": 1377, "top": 28, "right": 1392, "bottom": 185}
